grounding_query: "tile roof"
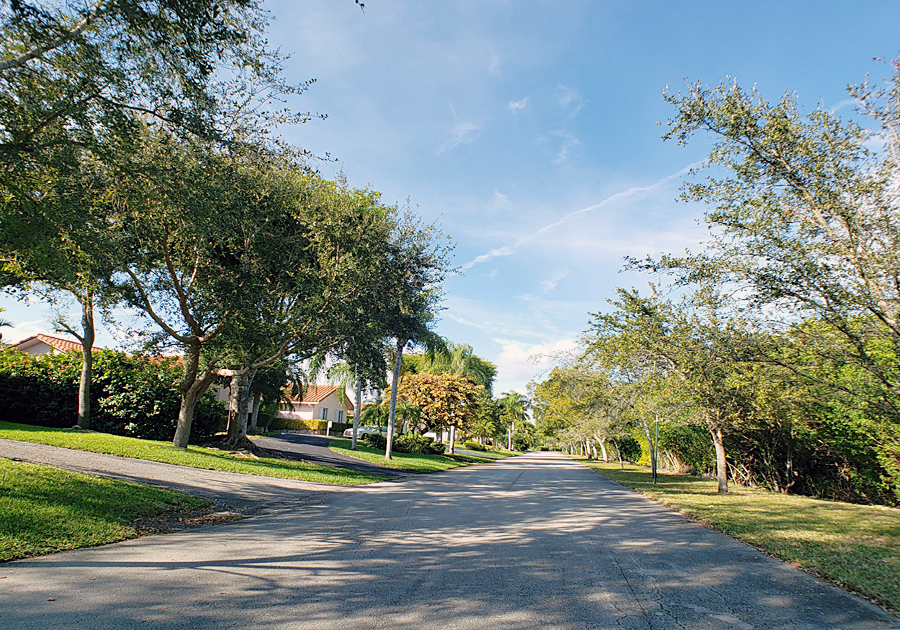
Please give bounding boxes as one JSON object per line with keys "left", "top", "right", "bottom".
{"left": 12, "top": 333, "right": 100, "bottom": 354}
{"left": 295, "top": 384, "right": 353, "bottom": 410}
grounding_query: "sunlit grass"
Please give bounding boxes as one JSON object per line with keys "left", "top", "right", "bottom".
{"left": 0, "top": 421, "right": 387, "bottom": 485}
{"left": 0, "top": 458, "right": 212, "bottom": 561}
{"left": 329, "top": 439, "right": 492, "bottom": 472}
{"left": 580, "top": 459, "right": 900, "bottom": 615}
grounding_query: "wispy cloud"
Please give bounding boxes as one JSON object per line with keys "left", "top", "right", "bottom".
{"left": 493, "top": 338, "right": 579, "bottom": 384}
{"left": 460, "top": 163, "right": 700, "bottom": 270}
{"left": 558, "top": 84, "right": 585, "bottom": 116}
{"left": 553, "top": 131, "right": 583, "bottom": 163}
{"left": 488, "top": 51, "right": 500, "bottom": 75}
{"left": 489, "top": 189, "right": 509, "bottom": 211}
{"left": 508, "top": 97, "right": 529, "bottom": 113}
{"left": 539, "top": 270, "right": 568, "bottom": 292}
{"left": 439, "top": 104, "right": 479, "bottom": 153}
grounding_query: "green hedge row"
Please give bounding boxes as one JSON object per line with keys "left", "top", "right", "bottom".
{"left": 269, "top": 416, "right": 351, "bottom": 433}
{"left": 0, "top": 347, "right": 225, "bottom": 442}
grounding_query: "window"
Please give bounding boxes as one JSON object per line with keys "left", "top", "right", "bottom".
{"left": 336, "top": 410, "right": 343, "bottom": 423}
{"left": 321, "top": 408, "right": 328, "bottom": 421}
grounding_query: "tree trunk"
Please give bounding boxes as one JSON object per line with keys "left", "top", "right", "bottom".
{"left": 449, "top": 424, "right": 456, "bottom": 454}
{"left": 173, "top": 341, "right": 206, "bottom": 448}
{"left": 352, "top": 368, "right": 362, "bottom": 450}
{"left": 598, "top": 437, "right": 608, "bottom": 463}
{"left": 249, "top": 394, "right": 261, "bottom": 432}
{"left": 710, "top": 423, "right": 728, "bottom": 494}
{"left": 386, "top": 338, "right": 405, "bottom": 460}
{"left": 224, "top": 370, "right": 256, "bottom": 448}
{"left": 76, "top": 295, "right": 94, "bottom": 430}
{"left": 643, "top": 420, "right": 658, "bottom": 484}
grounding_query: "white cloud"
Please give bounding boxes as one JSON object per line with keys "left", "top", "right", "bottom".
{"left": 553, "top": 131, "right": 583, "bottom": 163}
{"left": 489, "top": 189, "right": 509, "bottom": 211}
{"left": 459, "top": 162, "right": 701, "bottom": 270}
{"left": 508, "top": 97, "right": 529, "bottom": 113}
{"left": 493, "top": 339, "right": 579, "bottom": 385}
{"left": 439, "top": 120, "right": 479, "bottom": 153}
{"left": 488, "top": 51, "right": 501, "bottom": 75}
{"left": 558, "top": 84, "right": 585, "bottom": 116}
{"left": 1, "top": 319, "right": 46, "bottom": 344}
{"left": 460, "top": 245, "right": 515, "bottom": 270}
{"left": 539, "top": 270, "right": 568, "bottom": 292}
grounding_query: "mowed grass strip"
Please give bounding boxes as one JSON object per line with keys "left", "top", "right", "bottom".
{"left": 0, "top": 458, "right": 212, "bottom": 561}
{"left": 580, "top": 459, "right": 900, "bottom": 615}
{"left": 329, "top": 439, "right": 492, "bottom": 472}
{"left": 0, "top": 422, "right": 387, "bottom": 485}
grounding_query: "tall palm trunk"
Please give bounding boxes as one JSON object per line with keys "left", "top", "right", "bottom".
{"left": 76, "top": 294, "right": 94, "bottom": 429}
{"left": 386, "top": 338, "right": 405, "bottom": 460}
{"left": 352, "top": 367, "right": 362, "bottom": 450}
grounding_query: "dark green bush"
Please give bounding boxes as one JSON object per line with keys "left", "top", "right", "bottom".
{"left": 462, "top": 439, "right": 488, "bottom": 451}
{"left": 0, "top": 347, "right": 225, "bottom": 442}
{"left": 360, "top": 433, "right": 387, "bottom": 449}
{"left": 395, "top": 432, "right": 445, "bottom": 455}
{"left": 614, "top": 435, "right": 642, "bottom": 462}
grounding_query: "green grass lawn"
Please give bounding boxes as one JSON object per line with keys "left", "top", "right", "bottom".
{"left": 0, "top": 458, "right": 213, "bottom": 562}
{"left": 579, "top": 459, "right": 900, "bottom": 615}
{"left": 329, "top": 439, "right": 493, "bottom": 472}
{"left": 0, "top": 422, "right": 387, "bottom": 485}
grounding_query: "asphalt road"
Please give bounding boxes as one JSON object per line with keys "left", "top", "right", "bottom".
{"left": 1, "top": 450, "right": 897, "bottom": 630}
{"left": 254, "top": 432, "right": 408, "bottom": 479}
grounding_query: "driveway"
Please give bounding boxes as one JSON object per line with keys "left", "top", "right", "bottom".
{"left": 0, "top": 450, "right": 897, "bottom": 629}
{"left": 254, "top": 432, "right": 408, "bottom": 479}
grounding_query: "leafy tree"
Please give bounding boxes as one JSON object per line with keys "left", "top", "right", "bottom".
{"left": 498, "top": 390, "right": 529, "bottom": 451}
{"left": 653, "top": 73, "right": 900, "bottom": 488}
{"left": 398, "top": 372, "right": 481, "bottom": 454}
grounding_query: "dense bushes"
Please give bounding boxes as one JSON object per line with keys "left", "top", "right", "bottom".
{"left": 360, "top": 431, "right": 445, "bottom": 455}
{"left": 270, "top": 417, "right": 350, "bottom": 433}
{"left": 462, "top": 439, "right": 488, "bottom": 451}
{"left": 395, "top": 432, "right": 445, "bottom": 454}
{"left": 0, "top": 348, "right": 225, "bottom": 442}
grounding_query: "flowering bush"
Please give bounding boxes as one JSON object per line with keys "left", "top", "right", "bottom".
{"left": 0, "top": 347, "right": 225, "bottom": 441}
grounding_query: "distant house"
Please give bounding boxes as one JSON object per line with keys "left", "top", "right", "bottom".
{"left": 276, "top": 384, "right": 354, "bottom": 425}
{"left": 11, "top": 333, "right": 97, "bottom": 356}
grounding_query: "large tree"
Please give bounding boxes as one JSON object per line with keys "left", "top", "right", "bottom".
{"left": 654, "top": 74, "right": 900, "bottom": 477}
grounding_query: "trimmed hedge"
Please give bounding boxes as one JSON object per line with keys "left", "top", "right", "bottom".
{"left": 462, "top": 439, "right": 488, "bottom": 451}
{"left": 270, "top": 417, "right": 350, "bottom": 433}
{"left": 360, "top": 432, "right": 445, "bottom": 455}
{"left": 0, "top": 347, "right": 225, "bottom": 442}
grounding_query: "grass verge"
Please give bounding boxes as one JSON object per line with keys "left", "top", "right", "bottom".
{"left": 0, "top": 458, "right": 213, "bottom": 562}
{"left": 0, "top": 422, "right": 387, "bottom": 485}
{"left": 579, "top": 459, "right": 900, "bottom": 616}
{"left": 329, "top": 439, "right": 492, "bottom": 472}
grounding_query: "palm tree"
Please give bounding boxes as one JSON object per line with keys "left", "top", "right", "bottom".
{"left": 0, "top": 308, "right": 11, "bottom": 341}
{"left": 499, "top": 390, "right": 529, "bottom": 451}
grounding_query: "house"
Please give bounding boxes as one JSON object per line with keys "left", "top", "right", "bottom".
{"left": 11, "top": 333, "right": 97, "bottom": 355}
{"left": 276, "top": 384, "right": 354, "bottom": 425}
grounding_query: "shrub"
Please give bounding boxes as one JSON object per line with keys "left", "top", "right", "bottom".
{"left": 0, "top": 347, "right": 225, "bottom": 442}
{"left": 395, "top": 432, "right": 445, "bottom": 455}
{"left": 360, "top": 433, "right": 387, "bottom": 449}
{"left": 269, "top": 417, "right": 350, "bottom": 433}
{"left": 462, "top": 439, "right": 488, "bottom": 451}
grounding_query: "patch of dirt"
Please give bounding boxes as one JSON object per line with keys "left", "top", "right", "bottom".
{"left": 134, "top": 509, "right": 242, "bottom": 535}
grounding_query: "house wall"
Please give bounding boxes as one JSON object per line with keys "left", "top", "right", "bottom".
{"left": 15, "top": 340, "right": 55, "bottom": 355}
{"left": 275, "top": 390, "right": 352, "bottom": 423}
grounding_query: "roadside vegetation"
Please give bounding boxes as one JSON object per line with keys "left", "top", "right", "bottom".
{"left": 0, "top": 422, "right": 387, "bottom": 485}
{"left": 0, "top": 458, "right": 213, "bottom": 562}
{"left": 581, "top": 460, "right": 900, "bottom": 615}
{"left": 329, "top": 439, "right": 492, "bottom": 472}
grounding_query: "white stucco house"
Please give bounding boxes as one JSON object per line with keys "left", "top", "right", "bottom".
{"left": 11, "top": 333, "right": 96, "bottom": 355}
{"left": 276, "top": 384, "right": 354, "bottom": 424}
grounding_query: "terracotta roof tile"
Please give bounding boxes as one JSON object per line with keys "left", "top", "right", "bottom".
{"left": 12, "top": 333, "right": 100, "bottom": 354}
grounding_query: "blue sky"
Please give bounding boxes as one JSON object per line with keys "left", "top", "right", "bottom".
{"left": 3, "top": 1, "right": 900, "bottom": 394}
